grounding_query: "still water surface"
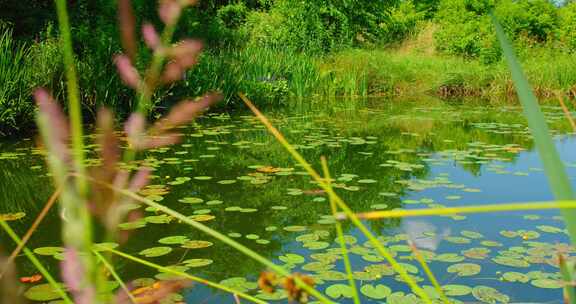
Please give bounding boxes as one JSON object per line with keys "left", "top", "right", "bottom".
{"left": 1, "top": 98, "right": 575, "bottom": 303}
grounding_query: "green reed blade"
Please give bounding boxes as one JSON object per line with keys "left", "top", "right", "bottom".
{"left": 492, "top": 14, "right": 576, "bottom": 245}
{"left": 82, "top": 176, "right": 333, "bottom": 304}
{"left": 320, "top": 157, "right": 361, "bottom": 304}
{"left": 492, "top": 14, "right": 576, "bottom": 304}
{"left": 239, "top": 92, "right": 433, "bottom": 304}
{"left": 92, "top": 250, "right": 136, "bottom": 304}
{"left": 0, "top": 220, "right": 73, "bottom": 304}
{"left": 102, "top": 248, "right": 267, "bottom": 304}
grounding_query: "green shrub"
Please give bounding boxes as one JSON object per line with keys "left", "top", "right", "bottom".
{"left": 434, "top": 0, "right": 563, "bottom": 63}
{"left": 559, "top": 2, "right": 576, "bottom": 51}
{"left": 0, "top": 24, "right": 35, "bottom": 135}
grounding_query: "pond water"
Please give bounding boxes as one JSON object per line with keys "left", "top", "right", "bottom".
{"left": 1, "top": 97, "right": 575, "bottom": 303}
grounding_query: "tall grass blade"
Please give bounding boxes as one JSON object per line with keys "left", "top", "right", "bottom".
{"left": 82, "top": 175, "right": 333, "bottom": 304}
{"left": 0, "top": 220, "right": 73, "bottom": 304}
{"left": 239, "top": 93, "right": 433, "bottom": 304}
{"left": 352, "top": 200, "right": 576, "bottom": 219}
{"left": 0, "top": 187, "right": 60, "bottom": 278}
{"left": 409, "top": 244, "right": 450, "bottom": 304}
{"left": 92, "top": 250, "right": 136, "bottom": 304}
{"left": 491, "top": 14, "right": 576, "bottom": 246}
{"left": 320, "top": 157, "right": 361, "bottom": 304}
{"left": 103, "top": 248, "right": 266, "bottom": 304}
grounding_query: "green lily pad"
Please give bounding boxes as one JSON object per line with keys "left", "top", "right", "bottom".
{"left": 24, "top": 283, "right": 65, "bottom": 301}
{"left": 279, "top": 253, "right": 305, "bottom": 264}
{"left": 531, "top": 279, "right": 563, "bottom": 289}
{"left": 183, "top": 258, "right": 213, "bottom": 267}
{"left": 492, "top": 256, "right": 530, "bottom": 268}
{"left": 179, "top": 197, "right": 204, "bottom": 204}
{"left": 447, "top": 263, "right": 481, "bottom": 277}
{"left": 442, "top": 284, "right": 472, "bottom": 296}
{"left": 472, "top": 286, "right": 509, "bottom": 304}
{"left": 502, "top": 272, "right": 530, "bottom": 283}
{"left": 360, "top": 284, "right": 391, "bottom": 299}
{"left": 139, "top": 246, "right": 172, "bottom": 257}
{"left": 158, "top": 236, "right": 189, "bottom": 245}
{"left": 325, "top": 284, "right": 354, "bottom": 299}
{"left": 435, "top": 253, "right": 464, "bottom": 263}
{"left": 181, "top": 240, "right": 213, "bottom": 249}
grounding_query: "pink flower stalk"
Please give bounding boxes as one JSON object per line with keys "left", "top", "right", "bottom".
{"left": 118, "top": 0, "right": 137, "bottom": 61}
{"left": 114, "top": 55, "right": 141, "bottom": 89}
{"left": 124, "top": 113, "right": 146, "bottom": 149}
{"left": 61, "top": 248, "right": 96, "bottom": 304}
{"left": 170, "top": 39, "right": 202, "bottom": 68}
{"left": 142, "top": 23, "right": 161, "bottom": 50}
{"left": 159, "top": 0, "right": 182, "bottom": 25}
{"left": 152, "top": 93, "right": 222, "bottom": 133}
{"left": 161, "top": 61, "right": 185, "bottom": 84}
{"left": 34, "top": 89, "right": 71, "bottom": 163}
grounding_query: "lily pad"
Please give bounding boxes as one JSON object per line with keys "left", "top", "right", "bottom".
{"left": 472, "top": 286, "right": 509, "bottom": 304}
{"left": 183, "top": 258, "right": 213, "bottom": 268}
{"left": 158, "top": 236, "right": 189, "bottom": 245}
{"left": 181, "top": 240, "right": 213, "bottom": 249}
{"left": 442, "top": 284, "right": 472, "bottom": 296}
{"left": 360, "top": 284, "right": 391, "bottom": 299}
{"left": 325, "top": 284, "right": 354, "bottom": 299}
{"left": 24, "top": 283, "right": 65, "bottom": 301}
{"left": 531, "top": 279, "right": 563, "bottom": 289}
{"left": 447, "top": 263, "right": 481, "bottom": 277}
{"left": 139, "top": 246, "right": 172, "bottom": 258}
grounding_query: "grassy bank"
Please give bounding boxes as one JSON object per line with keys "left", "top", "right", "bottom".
{"left": 1, "top": 24, "right": 576, "bottom": 137}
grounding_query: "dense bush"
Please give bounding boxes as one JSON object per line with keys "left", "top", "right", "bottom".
{"left": 559, "top": 2, "right": 576, "bottom": 51}
{"left": 434, "top": 0, "right": 567, "bottom": 63}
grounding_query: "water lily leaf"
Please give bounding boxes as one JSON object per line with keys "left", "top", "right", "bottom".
{"left": 445, "top": 236, "right": 471, "bottom": 244}
{"left": 303, "top": 241, "right": 330, "bottom": 250}
{"left": 178, "top": 197, "right": 204, "bottom": 204}
{"left": 183, "top": 258, "right": 213, "bottom": 267}
{"left": 442, "top": 284, "right": 472, "bottom": 296}
{"left": 357, "top": 179, "right": 377, "bottom": 184}
{"left": 536, "top": 225, "right": 563, "bottom": 234}
{"left": 194, "top": 176, "right": 213, "bottom": 180}
{"left": 0, "top": 212, "right": 25, "bottom": 221}
{"left": 531, "top": 279, "right": 563, "bottom": 289}
{"left": 502, "top": 272, "right": 530, "bottom": 283}
{"left": 188, "top": 214, "right": 215, "bottom": 222}
{"left": 139, "top": 246, "right": 172, "bottom": 257}
{"left": 472, "top": 286, "right": 509, "bottom": 304}
{"left": 220, "top": 277, "right": 258, "bottom": 293}
{"left": 325, "top": 284, "right": 354, "bottom": 299}
{"left": 279, "top": 253, "right": 305, "bottom": 264}
{"left": 158, "top": 236, "right": 189, "bottom": 245}
{"left": 435, "top": 253, "right": 464, "bottom": 263}
{"left": 256, "top": 290, "right": 288, "bottom": 300}
{"left": 492, "top": 256, "right": 530, "bottom": 268}
{"left": 447, "top": 263, "right": 481, "bottom": 277}
{"left": 24, "top": 283, "right": 65, "bottom": 301}
{"left": 181, "top": 240, "right": 213, "bottom": 249}
{"left": 460, "top": 230, "right": 483, "bottom": 239}
{"left": 318, "top": 271, "right": 348, "bottom": 281}
{"left": 217, "top": 180, "right": 237, "bottom": 185}
{"left": 360, "top": 284, "right": 391, "bottom": 299}
{"left": 283, "top": 225, "right": 307, "bottom": 232}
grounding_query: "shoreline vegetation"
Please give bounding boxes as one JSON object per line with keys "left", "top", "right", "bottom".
{"left": 1, "top": 0, "right": 576, "bottom": 136}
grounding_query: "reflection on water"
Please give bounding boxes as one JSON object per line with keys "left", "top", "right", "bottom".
{"left": 1, "top": 97, "right": 575, "bottom": 303}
